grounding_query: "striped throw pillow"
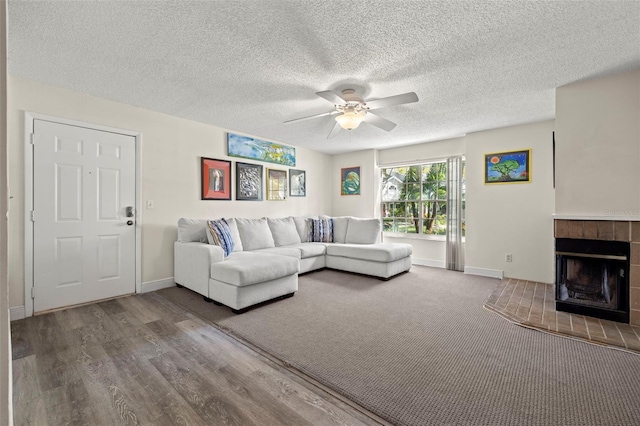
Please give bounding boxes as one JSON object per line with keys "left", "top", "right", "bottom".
{"left": 206, "top": 218, "right": 235, "bottom": 257}
{"left": 309, "top": 218, "right": 333, "bottom": 243}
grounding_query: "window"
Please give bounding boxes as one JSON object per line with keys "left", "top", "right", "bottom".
{"left": 381, "top": 160, "right": 465, "bottom": 237}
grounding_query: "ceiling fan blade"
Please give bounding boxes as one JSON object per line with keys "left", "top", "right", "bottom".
{"left": 284, "top": 110, "right": 337, "bottom": 124}
{"left": 316, "top": 90, "right": 347, "bottom": 105}
{"left": 363, "top": 112, "right": 397, "bottom": 132}
{"left": 327, "top": 120, "right": 342, "bottom": 138}
{"left": 365, "top": 92, "right": 419, "bottom": 110}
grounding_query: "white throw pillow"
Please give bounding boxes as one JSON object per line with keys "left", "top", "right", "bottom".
{"left": 267, "top": 217, "right": 301, "bottom": 246}
{"left": 345, "top": 217, "right": 382, "bottom": 244}
{"left": 292, "top": 216, "right": 317, "bottom": 243}
{"left": 331, "top": 216, "right": 350, "bottom": 244}
{"left": 236, "top": 218, "right": 276, "bottom": 251}
{"left": 206, "top": 217, "right": 243, "bottom": 252}
{"left": 177, "top": 218, "right": 208, "bottom": 243}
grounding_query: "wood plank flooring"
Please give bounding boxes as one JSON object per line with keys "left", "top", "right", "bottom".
{"left": 11, "top": 292, "right": 384, "bottom": 426}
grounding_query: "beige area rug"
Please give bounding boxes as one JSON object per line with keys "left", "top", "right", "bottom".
{"left": 157, "top": 267, "right": 640, "bottom": 426}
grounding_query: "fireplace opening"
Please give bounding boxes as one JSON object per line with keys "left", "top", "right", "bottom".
{"left": 555, "top": 238, "right": 629, "bottom": 323}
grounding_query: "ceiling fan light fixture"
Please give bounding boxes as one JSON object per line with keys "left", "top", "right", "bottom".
{"left": 335, "top": 110, "right": 366, "bottom": 130}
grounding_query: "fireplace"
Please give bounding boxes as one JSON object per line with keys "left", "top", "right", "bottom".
{"left": 555, "top": 238, "right": 629, "bottom": 323}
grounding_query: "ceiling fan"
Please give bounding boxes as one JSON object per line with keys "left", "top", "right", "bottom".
{"left": 285, "top": 89, "right": 419, "bottom": 138}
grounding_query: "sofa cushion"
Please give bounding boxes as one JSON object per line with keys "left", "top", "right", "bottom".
{"left": 292, "top": 216, "right": 317, "bottom": 242}
{"left": 177, "top": 218, "right": 208, "bottom": 243}
{"left": 206, "top": 219, "right": 235, "bottom": 257}
{"left": 267, "top": 217, "right": 301, "bottom": 246}
{"left": 253, "top": 247, "right": 302, "bottom": 259}
{"left": 236, "top": 218, "right": 276, "bottom": 251}
{"left": 287, "top": 243, "right": 327, "bottom": 258}
{"left": 211, "top": 252, "right": 299, "bottom": 287}
{"left": 345, "top": 217, "right": 382, "bottom": 244}
{"left": 309, "top": 218, "right": 333, "bottom": 243}
{"left": 326, "top": 243, "right": 412, "bottom": 262}
{"left": 205, "top": 217, "right": 243, "bottom": 252}
{"left": 331, "top": 216, "right": 350, "bottom": 244}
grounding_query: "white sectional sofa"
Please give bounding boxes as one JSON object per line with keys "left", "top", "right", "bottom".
{"left": 174, "top": 216, "right": 412, "bottom": 313}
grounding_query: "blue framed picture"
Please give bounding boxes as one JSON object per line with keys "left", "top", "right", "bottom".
{"left": 227, "top": 133, "right": 296, "bottom": 167}
{"left": 484, "top": 149, "right": 531, "bottom": 184}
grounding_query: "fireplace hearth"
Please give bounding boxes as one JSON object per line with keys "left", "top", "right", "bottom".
{"left": 555, "top": 238, "right": 629, "bottom": 323}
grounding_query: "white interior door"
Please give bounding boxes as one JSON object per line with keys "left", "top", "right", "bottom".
{"left": 32, "top": 119, "right": 136, "bottom": 312}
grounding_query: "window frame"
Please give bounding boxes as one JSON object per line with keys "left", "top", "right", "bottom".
{"left": 380, "top": 159, "right": 465, "bottom": 240}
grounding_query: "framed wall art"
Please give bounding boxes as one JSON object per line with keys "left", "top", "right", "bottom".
{"left": 236, "top": 162, "right": 263, "bottom": 201}
{"left": 267, "top": 168, "right": 287, "bottom": 201}
{"left": 484, "top": 149, "right": 531, "bottom": 184}
{"left": 227, "top": 132, "right": 296, "bottom": 166}
{"left": 201, "top": 157, "right": 231, "bottom": 200}
{"left": 289, "top": 169, "right": 306, "bottom": 197}
{"left": 341, "top": 166, "right": 361, "bottom": 195}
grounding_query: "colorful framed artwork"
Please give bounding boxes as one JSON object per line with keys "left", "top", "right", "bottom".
{"left": 267, "top": 168, "right": 287, "bottom": 201}
{"left": 236, "top": 162, "right": 263, "bottom": 201}
{"left": 227, "top": 133, "right": 296, "bottom": 166}
{"left": 341, "top": 166, "right": 361, "bottom": 195}
{"left": 201, "top": 157, "right": 231, "bottom": 200}
{"left": 484, "top": 149, "right": 531, "bottom": 184}
{"left": 289, "top": 169, "right": 306, "bottom": 197}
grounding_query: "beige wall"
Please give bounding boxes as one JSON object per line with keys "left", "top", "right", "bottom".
{"left": 331, "top": 149, "right": 378, "bottom": 218}
{"left": 465, "top": 120, "right": 555, "bottom": 283}
{"left": 1, "top": 1, "right": 12, "bottom": 424}
{"left": 555, "top": 69, "right": 640, "bottom": 217}
{"left": 7, "top": 76, "right": 333, "bottom": 309}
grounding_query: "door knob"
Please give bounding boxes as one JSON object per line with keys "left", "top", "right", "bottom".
{"left": 127, "top": 220, "right": 134, "bottom": 226}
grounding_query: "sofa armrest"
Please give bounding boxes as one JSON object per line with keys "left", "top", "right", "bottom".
{"left": 174, "top": 242, "right": 224, "bottom": 297}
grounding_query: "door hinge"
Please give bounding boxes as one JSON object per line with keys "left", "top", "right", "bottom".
{"left": 30, "top": 211, "right": 35, "bottom": 222}
{"left": 31, "top": 287, "right": 35, "bottom": 299}
{"left": 30, "top": 133, "right": 35, "bottom": 145}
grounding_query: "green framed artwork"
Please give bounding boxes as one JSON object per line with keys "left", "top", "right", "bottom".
{"left": 227, "top": 133, "right": 296, "bottom": 166}
{"left": 484, "top": 149, "right": 531, "bottom": 184}
{"left": 341, "top": 166, "right": 361, "bottom": 195}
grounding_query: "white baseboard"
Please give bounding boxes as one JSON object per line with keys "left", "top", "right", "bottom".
{"left": 412, "top": 258, "right": 446, "bottom": 269}
{"left": 464, "top": 266, "right": 503, "bottom": 279}
{"left": 141, "top": 277, "right": 176, "bottom": 293}
{"left": 10, "top": 306, "right": 26, "bottom": 321}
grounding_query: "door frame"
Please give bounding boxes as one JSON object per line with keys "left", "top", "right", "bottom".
{"left": 24, "top": 112, "right": 142, "bottom": 317}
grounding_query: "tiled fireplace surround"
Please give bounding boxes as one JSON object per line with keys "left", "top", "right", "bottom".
{"left": 554, "top": 219, "right": 640, "bottom": 325}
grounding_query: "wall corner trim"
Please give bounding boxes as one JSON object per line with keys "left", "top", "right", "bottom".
{"left": 412, "top": 258, "right": 446, "bottom": 269}
{"left": 463, "top": 266, "right": 504, "bottom": 280}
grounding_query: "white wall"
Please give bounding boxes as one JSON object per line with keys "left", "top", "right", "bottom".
{"left": 465, "top": 120, "right": 555, "bottom": 283}
{"left": 331, "top": 149, "right": 378, "bottom": 218}
{"left": 1, "top": 1, "right": 12, "bottom": 424}
{"left": 555, "top": 69, "right": 640, "bottom": 216}
{"left": 7, "top": 76, "right": 333, "bottom": 309}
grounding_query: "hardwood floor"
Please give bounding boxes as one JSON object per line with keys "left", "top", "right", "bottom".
{"left": 11, "top": 292, "right": 384, "bottom": 425}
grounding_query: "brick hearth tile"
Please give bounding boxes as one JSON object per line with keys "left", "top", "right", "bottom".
{"left": 631, "top": 243, "right": 640, "bottom": 265}
{"left": 630, "top": 289, "right": 640, "bottom": 311}
{"left": 555, "top": 220, "right": 570, "bottom": 238}
{"left": 597, "top": 221, "right": 614, "bottom": 240}
{"left": 631, "top": 310, "right": 640, "bottom": 326}
{"left": 630, "top": 266, "right": 640, "bottom": 288}
{"left": 585, "top": 317, "right": 606, "bottom": 339}
{"left": 570, "top": 314, "right": 588, "bottom": 335}
{"left": 556, "top": 311, "right": 572, "bottom": 330}
{"left": 569, "top": 221, "right": 584, "bottom": 238}
{"left": 583, "top": 221, "right": 598, "bottom": 239}
{"left": 600, "top": 321, "right": 625, "bottom": 346}
{"left": 495, "top": 279, "right": 516, "bottom": 309}
{"left": 614, "top": 221, "right": 631, "bottom": 241}
{"left": 542, "top": 309, "right": 557, "bottom": 330}
{"left": 632, "top": 222, "right": 640, "bottom": 242}
{"left": 617, "top": 324, "right": 640, "bottom": 350}
{"left": 505, "top": 280, "right": 526, "bottom": 315}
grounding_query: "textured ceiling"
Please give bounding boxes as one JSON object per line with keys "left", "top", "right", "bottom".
{"left": 8, "top": 1, "right": 640, "bottom": 154}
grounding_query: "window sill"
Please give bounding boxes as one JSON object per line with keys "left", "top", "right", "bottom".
{"left": 383, "top": 233, "right": 466, "bottom": 243}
